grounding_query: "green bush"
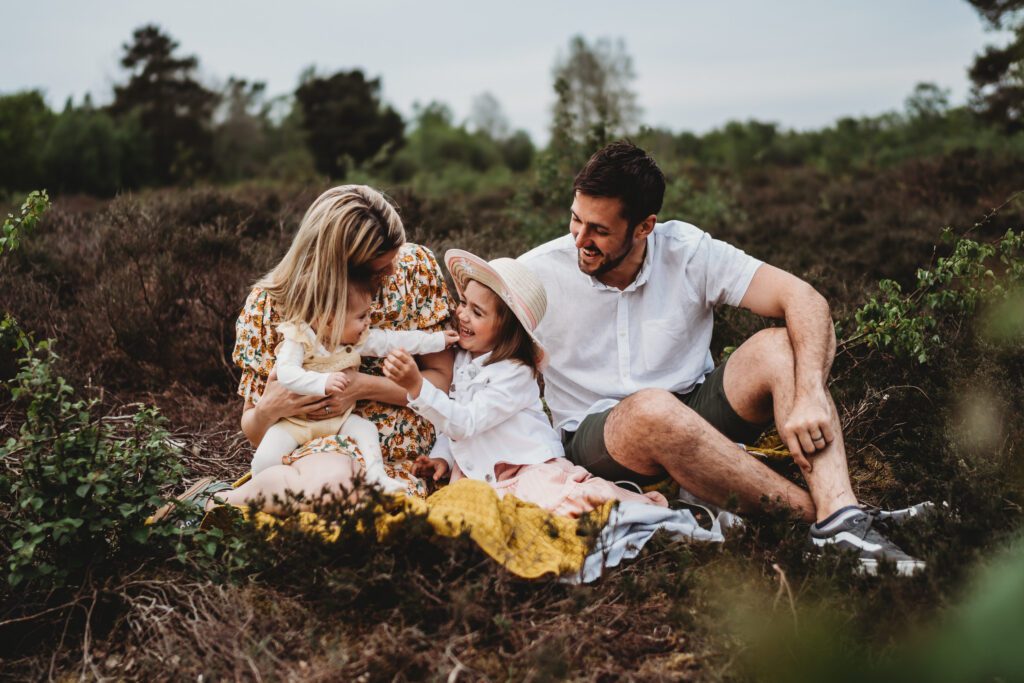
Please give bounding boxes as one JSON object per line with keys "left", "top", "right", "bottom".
{"left": 0, "top": 91, "right": 54, "bottom": 192}
{"left": 41, "top": 106, "right": 151, "bottom": 196}
{"left": 849, "top": 227, "right": 1024, "bottom": 362}
{"left": 0, "top": 335, "right": 185, "bottom": 588}
{"left": 1, "top": 189, "right": 49, "bottom": 255}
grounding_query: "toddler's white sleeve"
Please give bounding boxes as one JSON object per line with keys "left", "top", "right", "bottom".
{"left": 360, "top": 329, "right": 447, "bottom": 357}
{"left": 274, "top": 338, "right": 329, "bottom": 396}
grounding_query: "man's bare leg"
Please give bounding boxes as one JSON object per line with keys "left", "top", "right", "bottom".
{"left": 604, "top": 327, "right": 858, "bottom": 523}
{"left": 723, "top": 327, "right": 857, "bottom": 522}
{"left": 605, "top": 390, "right": 818, "bottom": 521}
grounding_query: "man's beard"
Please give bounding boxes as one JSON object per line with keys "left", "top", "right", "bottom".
{"left": 577, "top": 228, "right": 637, "bottom": 278}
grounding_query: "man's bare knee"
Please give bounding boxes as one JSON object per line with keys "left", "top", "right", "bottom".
{"left": 606, "top": 388, "right": 703, "bottom": 456}
{"left": 725, "top": 328, "right": 796, "bottom": 423}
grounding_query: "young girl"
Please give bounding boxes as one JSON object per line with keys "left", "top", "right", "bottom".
{"left": 251, "top": 272, "right": 457, "bottom": 493}
{"left": 383, "top": 250, "right": 667, "bottom": 517}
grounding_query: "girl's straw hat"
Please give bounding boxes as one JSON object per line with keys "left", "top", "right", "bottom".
{"left": 444, "top": 249, "right": 548, "bottom": 367}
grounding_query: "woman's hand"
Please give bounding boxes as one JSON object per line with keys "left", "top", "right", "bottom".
{"left": 303, "top": 367, "right": 362, "bottom": 420}
{"left": 383, "top": 349, "right": 424, "bottom": 398}
{"left": 413, "top": 454, "right": 450, "bottom": 481}
{"left": 255, "top": 370, "right": 329, "bottom": 423}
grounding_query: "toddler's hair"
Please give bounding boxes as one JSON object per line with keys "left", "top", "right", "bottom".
{"left": 480, "top": 283, "right": 540, "bottom": 378}
{"left": 346, "top": 268, "right": 376, "bottom": 307}
{"left": 257, "top": 185, "right": 404, "bottom": 350}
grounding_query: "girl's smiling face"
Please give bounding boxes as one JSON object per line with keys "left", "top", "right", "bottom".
{"left": 456, "top": 280, "right": 501, "bottom": 356}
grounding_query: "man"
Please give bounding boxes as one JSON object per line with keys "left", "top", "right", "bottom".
{"left": 519, "top": 141, "right": 923, "bottom": 574}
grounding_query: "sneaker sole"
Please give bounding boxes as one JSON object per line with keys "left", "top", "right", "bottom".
{"left": 805, "top": 550, "right": 927, "bottom": 577}
{"left": 858, "top": 558, "right": 927, "bottom": 577}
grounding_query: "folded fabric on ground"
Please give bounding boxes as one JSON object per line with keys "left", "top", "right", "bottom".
{"left": 204, "top": 477, "right": 727, "bottom": 581}
{"left": 569, "top": 501, "right": 727, "bottom": 584}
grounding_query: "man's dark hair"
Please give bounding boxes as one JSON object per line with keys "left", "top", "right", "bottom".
{"left": 573, "top": 141, "right": 666, "bottom": 227}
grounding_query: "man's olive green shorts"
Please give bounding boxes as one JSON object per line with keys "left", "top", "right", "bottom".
{"left": 562, "top": 359, "right": 769, "bottom": 486}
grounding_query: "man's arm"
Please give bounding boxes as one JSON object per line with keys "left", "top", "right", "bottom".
{"left": 739, "top": 264, "right": 837, "bottom": 457}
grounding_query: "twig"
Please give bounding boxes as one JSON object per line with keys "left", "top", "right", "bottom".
{"left": 0, "top": 600, "right": 78, "bottom": 627}
{"left": 771, "top": 563, "right": 799, "bottom": 635}
{"left": 963, "top": 189, "right": 1024, "bottom": 238}
{"left": 80, "top": 582, "right": 101, "bottom": 681}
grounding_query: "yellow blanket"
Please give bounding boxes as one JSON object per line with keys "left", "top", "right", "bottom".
{"left": 206, "top": 478, "right": 613, "bottom": 580}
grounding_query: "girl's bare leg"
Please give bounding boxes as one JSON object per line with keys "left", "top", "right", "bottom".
{"left": 217, "top": 453, "right": 361, "bottom": 514}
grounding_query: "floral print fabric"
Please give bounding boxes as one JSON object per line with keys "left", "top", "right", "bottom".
{"left": 232, "top": 243, "right": 454, "bottom": 498}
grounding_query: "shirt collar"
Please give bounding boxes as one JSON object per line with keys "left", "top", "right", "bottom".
{"left": 457, "top": 350, "right": 492, "bottom": 369}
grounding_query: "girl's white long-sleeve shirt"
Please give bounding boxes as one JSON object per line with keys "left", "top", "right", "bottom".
{"left": 275, "top": 322, "right": 447, "bottom": 396}
{"left": 407, "top": 350, "right": 563, "bottom": 481}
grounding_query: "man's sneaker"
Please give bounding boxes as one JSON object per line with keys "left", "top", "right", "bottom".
{"left": 809, "top": 505, "right": 926, "bottom": 576}
{"left": 865, "top": 501, "right": 939, "bottom": 526}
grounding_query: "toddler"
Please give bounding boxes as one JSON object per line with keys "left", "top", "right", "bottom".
{"left": 253, "top": 274, "right": 457, "bottom": 493}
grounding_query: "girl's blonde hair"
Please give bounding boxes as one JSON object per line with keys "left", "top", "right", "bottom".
{"left": 257, "top": 185, "right": 405, "bottom": 349}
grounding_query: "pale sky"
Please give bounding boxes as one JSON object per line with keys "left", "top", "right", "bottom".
{"left": 0, "top": 0, "right": 1002, "bottom": 143}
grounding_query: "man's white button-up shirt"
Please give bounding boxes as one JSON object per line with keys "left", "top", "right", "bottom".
{"left": 519, "top": 220, "right": 763, "bottom": 433}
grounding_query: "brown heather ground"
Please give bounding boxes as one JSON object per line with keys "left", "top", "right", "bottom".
{"left": 1, "top": 150, "right": 1023, "bottom": 681}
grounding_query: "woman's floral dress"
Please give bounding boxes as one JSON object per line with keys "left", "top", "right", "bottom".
{"left": 232, "top": 243, "right": 454, "bottom": 498}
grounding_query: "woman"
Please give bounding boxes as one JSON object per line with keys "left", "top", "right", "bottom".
{"left": 204, "top": 185, "right": 454, "bottom": 512}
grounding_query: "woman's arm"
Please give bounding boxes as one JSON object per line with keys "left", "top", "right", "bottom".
{"left": 418, "top": 347, "right": 455, "bottom": 395}
{"left": 342, "top": 346, "right": 456, "bottom": 407}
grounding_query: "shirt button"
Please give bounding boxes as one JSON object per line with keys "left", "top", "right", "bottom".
{"left": 485, "top": 474, "right": 494, "bottom": 482}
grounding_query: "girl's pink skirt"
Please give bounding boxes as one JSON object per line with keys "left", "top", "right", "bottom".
{"left": 451, "top": 457, "right": 667, "bottom": 518}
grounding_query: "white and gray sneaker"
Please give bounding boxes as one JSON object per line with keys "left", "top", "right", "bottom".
{"left": 809, "top": 505, "right": 926, "bottom": 576}
{"left": 866, "top": 501, "right": 940, "bottom": 526}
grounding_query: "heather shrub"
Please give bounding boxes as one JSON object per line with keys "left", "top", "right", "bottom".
{"left": 0, "top": 335, "right": 184, "bottom": 588}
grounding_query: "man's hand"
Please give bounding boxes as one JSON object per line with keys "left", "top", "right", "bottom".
{"left": 443, "top": 330, "right": 460, "bottom": 347}
{"left": 779, "top": 390, "right": 835, "bottom": 472}
{"left": 413, "top": 454, "right": 450, "bottom": 481}
{"left": 324, "top": 371, "right": 350, "bottom": 395}
{"left": 383, "top": 349, "right": 424, "bottom": 398}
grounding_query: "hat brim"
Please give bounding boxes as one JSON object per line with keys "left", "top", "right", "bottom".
{"left": 445, "top": 249, "right": 547, "bottom": 369}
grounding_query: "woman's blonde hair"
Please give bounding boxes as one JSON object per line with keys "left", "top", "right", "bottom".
{"left": 257, "top": 185, "right": 405, "bottom": 349}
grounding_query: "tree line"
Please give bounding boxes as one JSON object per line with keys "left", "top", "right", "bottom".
{"left": 1, "top": 0, "right": 1023, "bottom": 198}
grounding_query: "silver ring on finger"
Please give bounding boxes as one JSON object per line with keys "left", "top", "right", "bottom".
{"left": 325, "top": 406, "right": 331, "bottom": 414}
